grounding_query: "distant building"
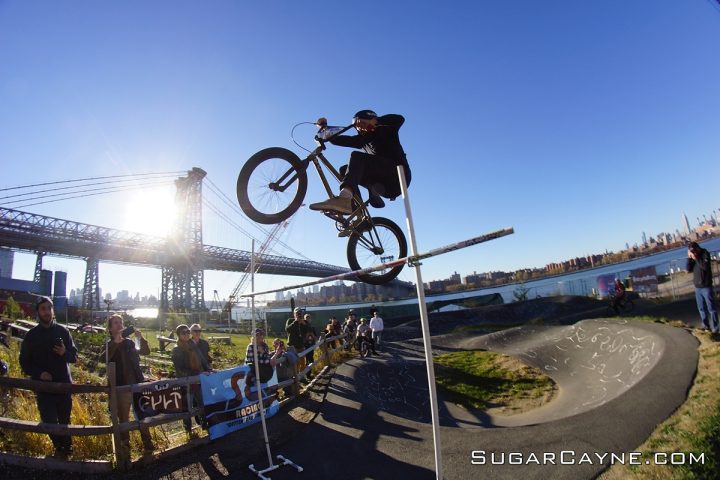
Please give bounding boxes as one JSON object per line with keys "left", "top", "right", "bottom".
{"left": 0, "top": 248, "right": 13, "bottom": 278}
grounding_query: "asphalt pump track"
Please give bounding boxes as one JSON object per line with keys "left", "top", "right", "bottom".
{"left": 249, "top": 318, "right": 698, "bottom": 479}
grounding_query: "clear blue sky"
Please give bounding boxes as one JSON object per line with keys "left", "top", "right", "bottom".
{"left": 1, "top": 0, "right": 719, "bottom": 302}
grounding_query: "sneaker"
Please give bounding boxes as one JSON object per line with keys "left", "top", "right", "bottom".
{"left": 368, "top": 193, "right": 385, "bottom": 209}
{"left": 309, "top": 196, "right": 353, "bottom": 214}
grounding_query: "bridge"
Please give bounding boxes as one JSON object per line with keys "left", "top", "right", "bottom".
{"left": 0, "top": 168, "right": 349, "bottom": 312}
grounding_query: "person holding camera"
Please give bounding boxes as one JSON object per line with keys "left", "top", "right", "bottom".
{"left": 104, "top": 314, "right": 153, "bottom": 453}
{"left": 687, "top": 241, "right": 719, "bottom": 337}
{"left": 19, "top": 296, "right": 78, "bottom": 458}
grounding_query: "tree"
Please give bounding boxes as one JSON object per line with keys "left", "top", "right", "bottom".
{"left": 2, "top": 296, "right": 23, "bottom": 320}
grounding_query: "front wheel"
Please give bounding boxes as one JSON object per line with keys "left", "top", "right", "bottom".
{"left": 360, "top": 340, "right": 370, "bottom": 358}
{"left": 237, "top": 147, "right": 308, "bottom": 224}
{"left": 347, "top": 217, "right": 407, "bottom": 285}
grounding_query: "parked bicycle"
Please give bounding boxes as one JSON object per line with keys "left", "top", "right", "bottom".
{"left": 236, "top": 122, "right": 408, "bottom": 285}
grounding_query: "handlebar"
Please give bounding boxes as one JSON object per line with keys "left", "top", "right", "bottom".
{"left": 314, "top": 124, "right": 354, "bottom": 144}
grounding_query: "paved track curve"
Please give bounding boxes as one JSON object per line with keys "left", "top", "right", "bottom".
{"left": 250, "top": 318, "right": 698, "bottom": 479}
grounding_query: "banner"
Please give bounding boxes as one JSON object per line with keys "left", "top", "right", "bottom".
{"left": 200, "top": 365, "right": 280, "bottom": 440}
{"left": 596, "top": 274, "right": 617, "bottom": 298}
{"left": 133, "top": 382, "right": 188, "bottom": 420}
{"left": 631, "top": 266, "right": 659, "bottom": 293}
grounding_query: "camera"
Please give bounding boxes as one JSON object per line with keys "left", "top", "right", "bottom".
{"left": 53, "top": 337, "right": 64, "bottom": 348}
{"left": 121, "top": 325, "right": 135, "bottom": 338}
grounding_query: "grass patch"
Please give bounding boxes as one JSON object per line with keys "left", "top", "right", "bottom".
{"left": 433, "top": 350, "right": 555, "bottom": 412}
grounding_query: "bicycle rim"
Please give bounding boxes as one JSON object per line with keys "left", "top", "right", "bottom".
{"left": 237, "top": 147, "right": 307, "bottom": 224}
{"left": 347, "top": 217, "right": 407, "bottom": 285}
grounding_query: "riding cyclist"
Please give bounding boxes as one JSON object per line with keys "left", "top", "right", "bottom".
{"left": 310, "top": 110, "right": 411, "bottom": 215}
{"left": 355, "top": 318, "right": 379, "bottom": 356}
{"left": 611, "top": 278, "right": 626, "bottom": 314}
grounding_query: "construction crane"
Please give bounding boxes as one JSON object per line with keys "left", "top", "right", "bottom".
{"left": 209, "top": 290, "right": 222, "bottom": 319}
{"left": 225, "top": 220, "right": 290, "bottom": 313}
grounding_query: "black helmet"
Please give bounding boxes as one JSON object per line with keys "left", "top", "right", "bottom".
{"left": 353, "top": 110, "right": 377, "bottom": 121}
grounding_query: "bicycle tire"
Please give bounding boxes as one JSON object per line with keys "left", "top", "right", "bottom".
{"left": 360, "top": 340, "right": 370, "bottom": 358}
{"left": 346, "top": 217, "right": 407, "bottom": 285}
{"left": 237, "top": 147, "right": 308, "bottom": 224}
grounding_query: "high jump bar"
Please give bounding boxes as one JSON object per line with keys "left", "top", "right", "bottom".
{"left": 240, "top": 226, "right": 514, "bottom": 298}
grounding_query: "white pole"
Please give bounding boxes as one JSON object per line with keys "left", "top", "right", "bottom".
{"left": 250, "top": 239, "right": 274, "bottom": 468}
{"left": 397, "top": 165, "right": 443, "bottom": 480}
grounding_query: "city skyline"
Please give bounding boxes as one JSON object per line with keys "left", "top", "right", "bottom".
{"left": 1, "top": 2, "right": 719, "bottom": 303}
{"left": 9, "top": 206, "right": 713, "bottom": 306}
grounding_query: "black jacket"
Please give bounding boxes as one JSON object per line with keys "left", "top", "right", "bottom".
{"left": 285, "top": 317, "right": 309, "bottom": 351}
{"left": 687, "top": 247, "right": 714, "bottom": 288}
{"left": 330, "top": 114, "right": 409, "bottom": 165}
{"left": 19, "top": 320, "right": 78, "bottom": 383}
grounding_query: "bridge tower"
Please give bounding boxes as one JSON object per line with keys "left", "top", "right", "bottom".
{"left": 33, "top": 251, "right": 45, "bottom": 283}
{"left": 160, "top": 167, "right": 207, "bottom": 313}
{"left": 82, "top": 257, "right": 101, "bottom": 310}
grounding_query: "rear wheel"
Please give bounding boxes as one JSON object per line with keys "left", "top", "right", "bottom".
{"left": 347, "top": 217, "right": 407, "bottom": 285}
{"left": 237, "top": 147, "right": 308, "bottom": 224}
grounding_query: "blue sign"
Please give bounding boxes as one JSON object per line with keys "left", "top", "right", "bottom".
{"left": 200, "top": 365, "right": 280, "bottom": 440}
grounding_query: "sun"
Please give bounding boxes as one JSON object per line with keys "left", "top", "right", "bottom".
{"left": 123, "top": 186, "right": 177, "bottom": 237}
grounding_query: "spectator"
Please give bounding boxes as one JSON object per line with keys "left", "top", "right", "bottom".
{"left": 356, "top": 318, "right": 378, "bottom": 355}
{"left": 324, "top": 317, "right": 342, "bottom": 348}
{"left": 302, "top": 314, "right": 318, "bottom": 375}
{"left": 104, "top": 314, "right": 153, "bottom": 453}
{"left": 369, "top": 311, "right": 385, "bottom": 348}
{"left": 342, "top": 312, "right": 358, "bottom": 350}
{"left": 19, "top": 296, "right": 78, "bottom": 459}
{"left": 687, "top": 242, "right": 719, "bottom": 337}
{"left": 245, "top": 328, "right": 282, "bottom": 383}
{"left": 171, "top": 324, "right": 210, "bottom": 433}
{"left": 610, "top": 279, "right": 626, "bottom": 314}
{"left": 286, "top": 307, "right": 310, "bottom": 370}
{"left": 271, "top": 338, "right": 293, "bottom": 383}
{"left": 189, "top": 323, "right": 212, "bottom": 368}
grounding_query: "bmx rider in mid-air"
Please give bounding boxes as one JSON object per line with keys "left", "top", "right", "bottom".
{"left": 310, "top": 109, "right": 412, "bottom": 215}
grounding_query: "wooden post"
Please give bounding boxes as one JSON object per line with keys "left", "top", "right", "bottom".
{"left": 290, "top": 358, "right": 300, "bottom": 398}
{"left": 107, "top": 362, "right": 130, "bottom": 470}
{"left": 320, "top": 337, "right": 330, "bottom": 367}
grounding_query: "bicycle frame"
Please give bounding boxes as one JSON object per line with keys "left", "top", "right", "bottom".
{"left": 301, "top": 126, "right": 385, "bottom": 249}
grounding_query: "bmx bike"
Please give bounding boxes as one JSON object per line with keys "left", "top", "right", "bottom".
{"left": 606, "top": 295, "right": 634, "bottom": 316}
{"left": 236, "top": 122, "right": 408, "bottom": 285}
{"left": 358, "top": 336, "right": 372, "bottom": 358}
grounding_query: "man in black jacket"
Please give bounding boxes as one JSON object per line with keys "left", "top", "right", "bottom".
{"left": 310, "top": 110, "right": 411, "bottom": 214}
{"left": 687, "top": 241, "right": 718, "bottom": 336}
{"left": 19, "top": 296, "right": 78, "bottom": 458}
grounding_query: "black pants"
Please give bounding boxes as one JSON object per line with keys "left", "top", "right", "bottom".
{"left": 37, "top": 393, "right": 73, "bottom": 451}
{"left": 340, "top": 151, "right": 411, "bottom": 200}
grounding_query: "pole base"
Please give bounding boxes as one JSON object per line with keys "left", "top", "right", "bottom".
{"left": 248, "top": 455, "right": 303, "bottom": 479}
